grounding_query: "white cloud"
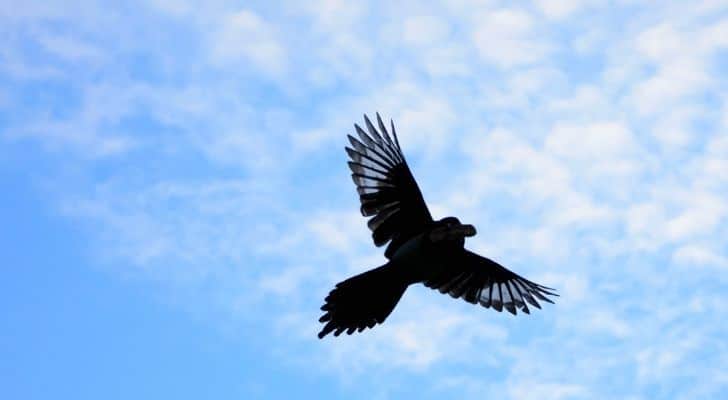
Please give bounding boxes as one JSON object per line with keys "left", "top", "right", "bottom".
{"left": 535, "top": 0, "right": 591, "bottom": 19}
{"left": 545, "top": 192, "right": 614, "bottom": 227}
{"left": 297, "top": 0, "right": 367, "bottom": 31}
{"left": 572, "top": 27, "right": 606, "bottom": 54}
{"left": 402, "top": 15, "right": 451, "bottom": 45}
{"left": 472, "top": 8, "right": 551, "bottom": 67}
{"left": 630, "top": 59, "right": 709, "bottom": 116}
{"left": 35, "top": 32, "right": 104, "bottom": 62}
{"left": 672, "top": 244, "right": 727, "bottom": 268}
{"left": 9, "top": 1, "right": 728, "bottom": 398}
{"left": 635, "top": 23, "right": 685, "bottom": 61}
{"left": 545, "top": 121, "right": 637, "bottom": 161}
{"left": 627, "top": 16, "right": 728, "bottom": 120}
{"left": 664, "top": 192, "right": 726, "bottom": 241}
{"left": 211, "top": 10, "right": 287, "bottom": 76}
{"left": 59, "top": 179, "right": 280, "bottom": 274}
{"left": 463, "top": 128, "right": 572, "bottom": 202}
{"left": 420, "top": 44, "right": 473, "bottom": 77}
{"left": 625, "top": 202, "right": 667, "bottom": 250}
{"left": 310, "top": 32, "right": 374, "bottom": 84}
{"left": 585, "top": 311, "right": 632, "bottom": 338}
{"left": 548, "top": 85, "right": 610, "bottom": 117}
{"left": 508, "top": 381, "right": 588, "bottom": 400}
{"left": 306, "top": 210, "right": 363, "bottom": 254}
{"left": 258, "top": 265, "right": 317, "bottom": 296}
{"left": 148, "top": 0, "right": 198, "bottom": 16}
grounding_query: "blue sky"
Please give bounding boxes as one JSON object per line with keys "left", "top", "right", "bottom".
{"left": 2, "top": 1, "right": 727, "bottom": 399}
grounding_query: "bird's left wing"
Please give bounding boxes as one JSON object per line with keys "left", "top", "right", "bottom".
{"left": 423, "top": 249, "right": 558, "bottom": 315}
{"left": 346, "top": 113, "right": 433, "bottom": 258}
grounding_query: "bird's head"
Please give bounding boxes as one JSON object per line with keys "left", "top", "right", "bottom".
{"left": 429, "top": 216, "right": 477, "bottom": 244}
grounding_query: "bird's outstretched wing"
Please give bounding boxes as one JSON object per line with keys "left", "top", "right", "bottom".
{"left": 346, "top": 113, "right": 433, "bottom": 258}
{"left": 423, "top": 249, "right": 558, "bottom": 315}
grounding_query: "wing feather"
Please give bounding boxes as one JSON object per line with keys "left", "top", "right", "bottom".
{"left": 424, "top": 249, "right": 558, "bottom": 315}
{"left": 346, "top": 114, "right": 433, "bottom": 256}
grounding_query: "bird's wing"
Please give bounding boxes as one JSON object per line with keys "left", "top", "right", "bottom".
{"left": 346, "top": 113, "right": 433, "bottom": 258}
{"left": 423, "top": 249, "right": 558, "bottom": 315}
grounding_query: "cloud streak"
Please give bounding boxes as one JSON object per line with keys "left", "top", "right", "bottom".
{"left": 3, "top": 0, "right": 727, "bottom": 398}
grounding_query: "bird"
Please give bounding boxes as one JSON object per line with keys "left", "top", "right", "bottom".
{"left": 317, "top": 113, "right": 558, "bottom": 339}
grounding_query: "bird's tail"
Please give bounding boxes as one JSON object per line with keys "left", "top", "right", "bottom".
{"left": 318, "top": 263, "right": 408, "bottom": 338}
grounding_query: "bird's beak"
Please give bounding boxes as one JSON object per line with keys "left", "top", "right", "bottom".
{"left": 430, "top": 223, "right": 477, "bottom": 242}
{"left": 453, "top": 224, "right": 477, "bottom": 237}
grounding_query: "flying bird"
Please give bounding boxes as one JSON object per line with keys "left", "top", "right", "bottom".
{"left": 317, "top": 113, "right": 557, "bottom": 338}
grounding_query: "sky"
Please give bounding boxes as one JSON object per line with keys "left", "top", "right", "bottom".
{"left": 1, "top": 0, "right": 727, "bottom": 399}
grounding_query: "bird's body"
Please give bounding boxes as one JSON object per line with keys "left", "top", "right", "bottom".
{"left": 318, "top": 114, "right": 557, "bottom": 338}
{"left": 388, "top": 220, "right": 471, "bottom": 283}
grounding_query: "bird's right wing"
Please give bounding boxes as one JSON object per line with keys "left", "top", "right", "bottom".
{"left": 346, "top": 113, "right": 433, "bottom": 258}
{"left": 423, "top": 249, "right": 558, "bottom": 315}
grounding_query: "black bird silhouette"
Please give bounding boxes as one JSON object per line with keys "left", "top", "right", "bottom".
{"left": 317, "top": 113, "right": 557, "bottom": 338}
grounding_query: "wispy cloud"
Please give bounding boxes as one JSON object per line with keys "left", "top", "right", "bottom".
{"left": 3, "top": 0, "right": 727, "bottom": 398}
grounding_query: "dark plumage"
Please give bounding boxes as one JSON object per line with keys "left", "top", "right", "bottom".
{"left": 318, "top": 113, "right": 557, "bottom": 339}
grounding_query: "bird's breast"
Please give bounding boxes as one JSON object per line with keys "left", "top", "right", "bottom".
{"left": 389, "top": 232, "right": 457, "bottom": 283}
{"left": 389, "top": 232, "right": 429, "bottom": 265}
